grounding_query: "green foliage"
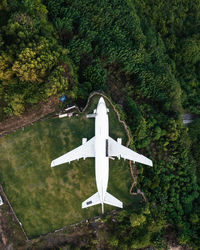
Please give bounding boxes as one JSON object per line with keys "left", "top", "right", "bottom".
{"left": 130, "top": 233, "right": 151, "bottom": 249}
{"left": 124, "top": 97, "right": 148, "bottom": 146}
{"left": 188, "top": 118, "right": 200, "bottom": 142}
{"left": 165, "top": 119, "right": 180, "bottom": 141}
{"left": 12, "top": 38, "right": 60, "bottom": 83}
{"left": 130, "top": 213, "right": 146, "bottom": 227}
{"left": 4, "top": 93, "right": 24, "bottom": 116}
{"left": 0, "top": 52, "right": 14, "bottom": 81}
{"left": 45, "top": 66, "right": 68, "bottom": 98}
{"left": 134, "top": 0, "right": 200, "bottom": 113}
{"left": 0, "top": 0, "right": 76, "bottom": 118}
{"left": 188, "top": 118, "right": 200, "bottom": 173}
{"left": 151, "top": 232, "right": 168, "bottom": 249}
{"left": 181, "top": 38, "right": 200, "bottom": 64}
{"left": 83, "top": 58, "right": 107, "bottom": 90}
{"left": 0, "top": 0, "right": 199, "bottom": 248}
{"left": 68, "top": 38, "right": 92, "bottom": 64}
{"left": 107, "top": 233, "right": 119, "bottom": 248}
{"left": 189, "top": 213, "right": 199, "bottom": 224}
{"left": 153, "top": 126, "right": 162, "bottom": 141}
{"left": 0, "top": 0, "right": 8, "bottom": 11}
{"left": 151, "top": 176, "right": 160, "bottom": 189}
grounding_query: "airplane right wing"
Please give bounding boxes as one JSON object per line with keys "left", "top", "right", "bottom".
{"left": 108, "top": 137, "right": 153, "bottom": 166}
{"left": 51, "top": 136, "right": 95, "bottom": 167}
{"left": 104, "top": 192, "right": 123, "bottom": 208}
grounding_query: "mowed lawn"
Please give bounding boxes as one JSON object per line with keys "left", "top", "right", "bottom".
{"left": 0, "top": 95, "right": 134, "bottom": 238}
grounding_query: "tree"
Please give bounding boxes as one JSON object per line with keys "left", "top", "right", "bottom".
{"left": 4, "top": 93, "right": 24, "bottom": 116}
{"left": 83, "top": 58, "right": 107, "bottom": 90}
{"left": 130, "top": 213, "right": 146, "bottom": 227}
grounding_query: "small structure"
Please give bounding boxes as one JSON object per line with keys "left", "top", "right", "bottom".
{"left": 59, "top": 112, "right": 73, "bottom": 118}
{"left": 182, "top": 114, "right": 194, "bottom": 125}
{"left": 59, "top": 95, "right": 67, "bottom": 103}
{"left": 0, "top": 196, "right": 4, "bottom": 206}
{"left": 64, "top": 105, "right": 76, "bottom": 112}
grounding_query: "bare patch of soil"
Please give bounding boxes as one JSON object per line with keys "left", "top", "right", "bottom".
{"left": 0, "top": 96, "right": 59, "bottom": 137}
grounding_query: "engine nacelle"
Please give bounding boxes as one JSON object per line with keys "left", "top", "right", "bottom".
{"left": 82, "top": 138, "right": 87, "bottom": 144}
{"left": 117, "top": 138, "right": 122, "bottom": 144}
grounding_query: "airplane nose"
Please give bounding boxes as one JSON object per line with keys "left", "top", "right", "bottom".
{"left": 99, "top": 97, "right": 105, "bottom": 104}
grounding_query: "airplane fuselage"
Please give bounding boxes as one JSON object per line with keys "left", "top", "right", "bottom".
{"left": 95, "top": 98, "right": 109, "bottom": 206}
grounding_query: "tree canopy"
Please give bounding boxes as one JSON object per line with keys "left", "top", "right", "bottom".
{"left": 1, "top": 0, "right": 200, "bottom": 248}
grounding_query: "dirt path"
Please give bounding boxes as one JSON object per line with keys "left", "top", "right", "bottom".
{"left": 0, "top": 96, "right": 59, "bottom": 137}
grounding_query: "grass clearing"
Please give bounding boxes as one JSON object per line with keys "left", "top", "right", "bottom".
{"left": 0, "top": 95, "right": 135, "bottom": 238}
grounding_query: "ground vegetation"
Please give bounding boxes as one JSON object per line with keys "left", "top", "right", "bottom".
{"left": 0, "top": 0, "right": 200, "bottom": 249}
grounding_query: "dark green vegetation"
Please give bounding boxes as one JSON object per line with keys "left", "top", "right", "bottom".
{"left": 0, "top": 0, "right": 77, "bottom": 119}
{"left": 0, "top": 0, "right": 200, "bottom": 248}
{"left": 0, "top": 95, "right": 131, "bottom": 238}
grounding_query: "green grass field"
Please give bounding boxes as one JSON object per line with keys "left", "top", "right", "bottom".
{"left": 0, "top": 95, "right": 134, "bottom": 238}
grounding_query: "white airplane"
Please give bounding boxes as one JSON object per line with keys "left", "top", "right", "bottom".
{"left": 51, "top": 97, "right": 153, "bottom": 213}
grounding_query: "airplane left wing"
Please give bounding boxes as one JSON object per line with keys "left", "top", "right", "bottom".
{"left": 108, "top": 137, "right": 153, "bottom": 166}
{"left": 51, "top": 137, "right": 95, "bottom": 167}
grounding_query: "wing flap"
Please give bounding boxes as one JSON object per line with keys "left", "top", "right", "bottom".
{"left": 108, "top": 137, "right": 153, "bottom": 166}
{"left": 51, "top": 136, "right": 95, "bottom": 167}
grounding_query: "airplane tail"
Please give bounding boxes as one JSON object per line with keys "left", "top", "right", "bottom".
{"left": 82, "top": 191, "right": 123, "bottom": 213}
{"left": 104, "top": 192, "right": 123, "bottom": 209}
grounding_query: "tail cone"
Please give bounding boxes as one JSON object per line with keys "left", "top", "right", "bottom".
{"left": 102, "top": 203, "right": 104, "bottom": 214}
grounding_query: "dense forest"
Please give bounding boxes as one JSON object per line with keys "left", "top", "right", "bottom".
{"left": 0, "top": 0, "right": 200, "bottom": 249}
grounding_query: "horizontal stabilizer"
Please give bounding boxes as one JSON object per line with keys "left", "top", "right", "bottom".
{"left": 82, "top": 192, "right": 101, "bottom": 209}
{"left": 104, "top": 192, "right": 123, "bottom": 208}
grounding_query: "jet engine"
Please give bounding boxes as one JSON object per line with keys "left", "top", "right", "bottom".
{"left": 82, "top": 138, "right": 87, "bottom": 144}
{"left": 117, "top": 138, "right": 122, "bottom": 144}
